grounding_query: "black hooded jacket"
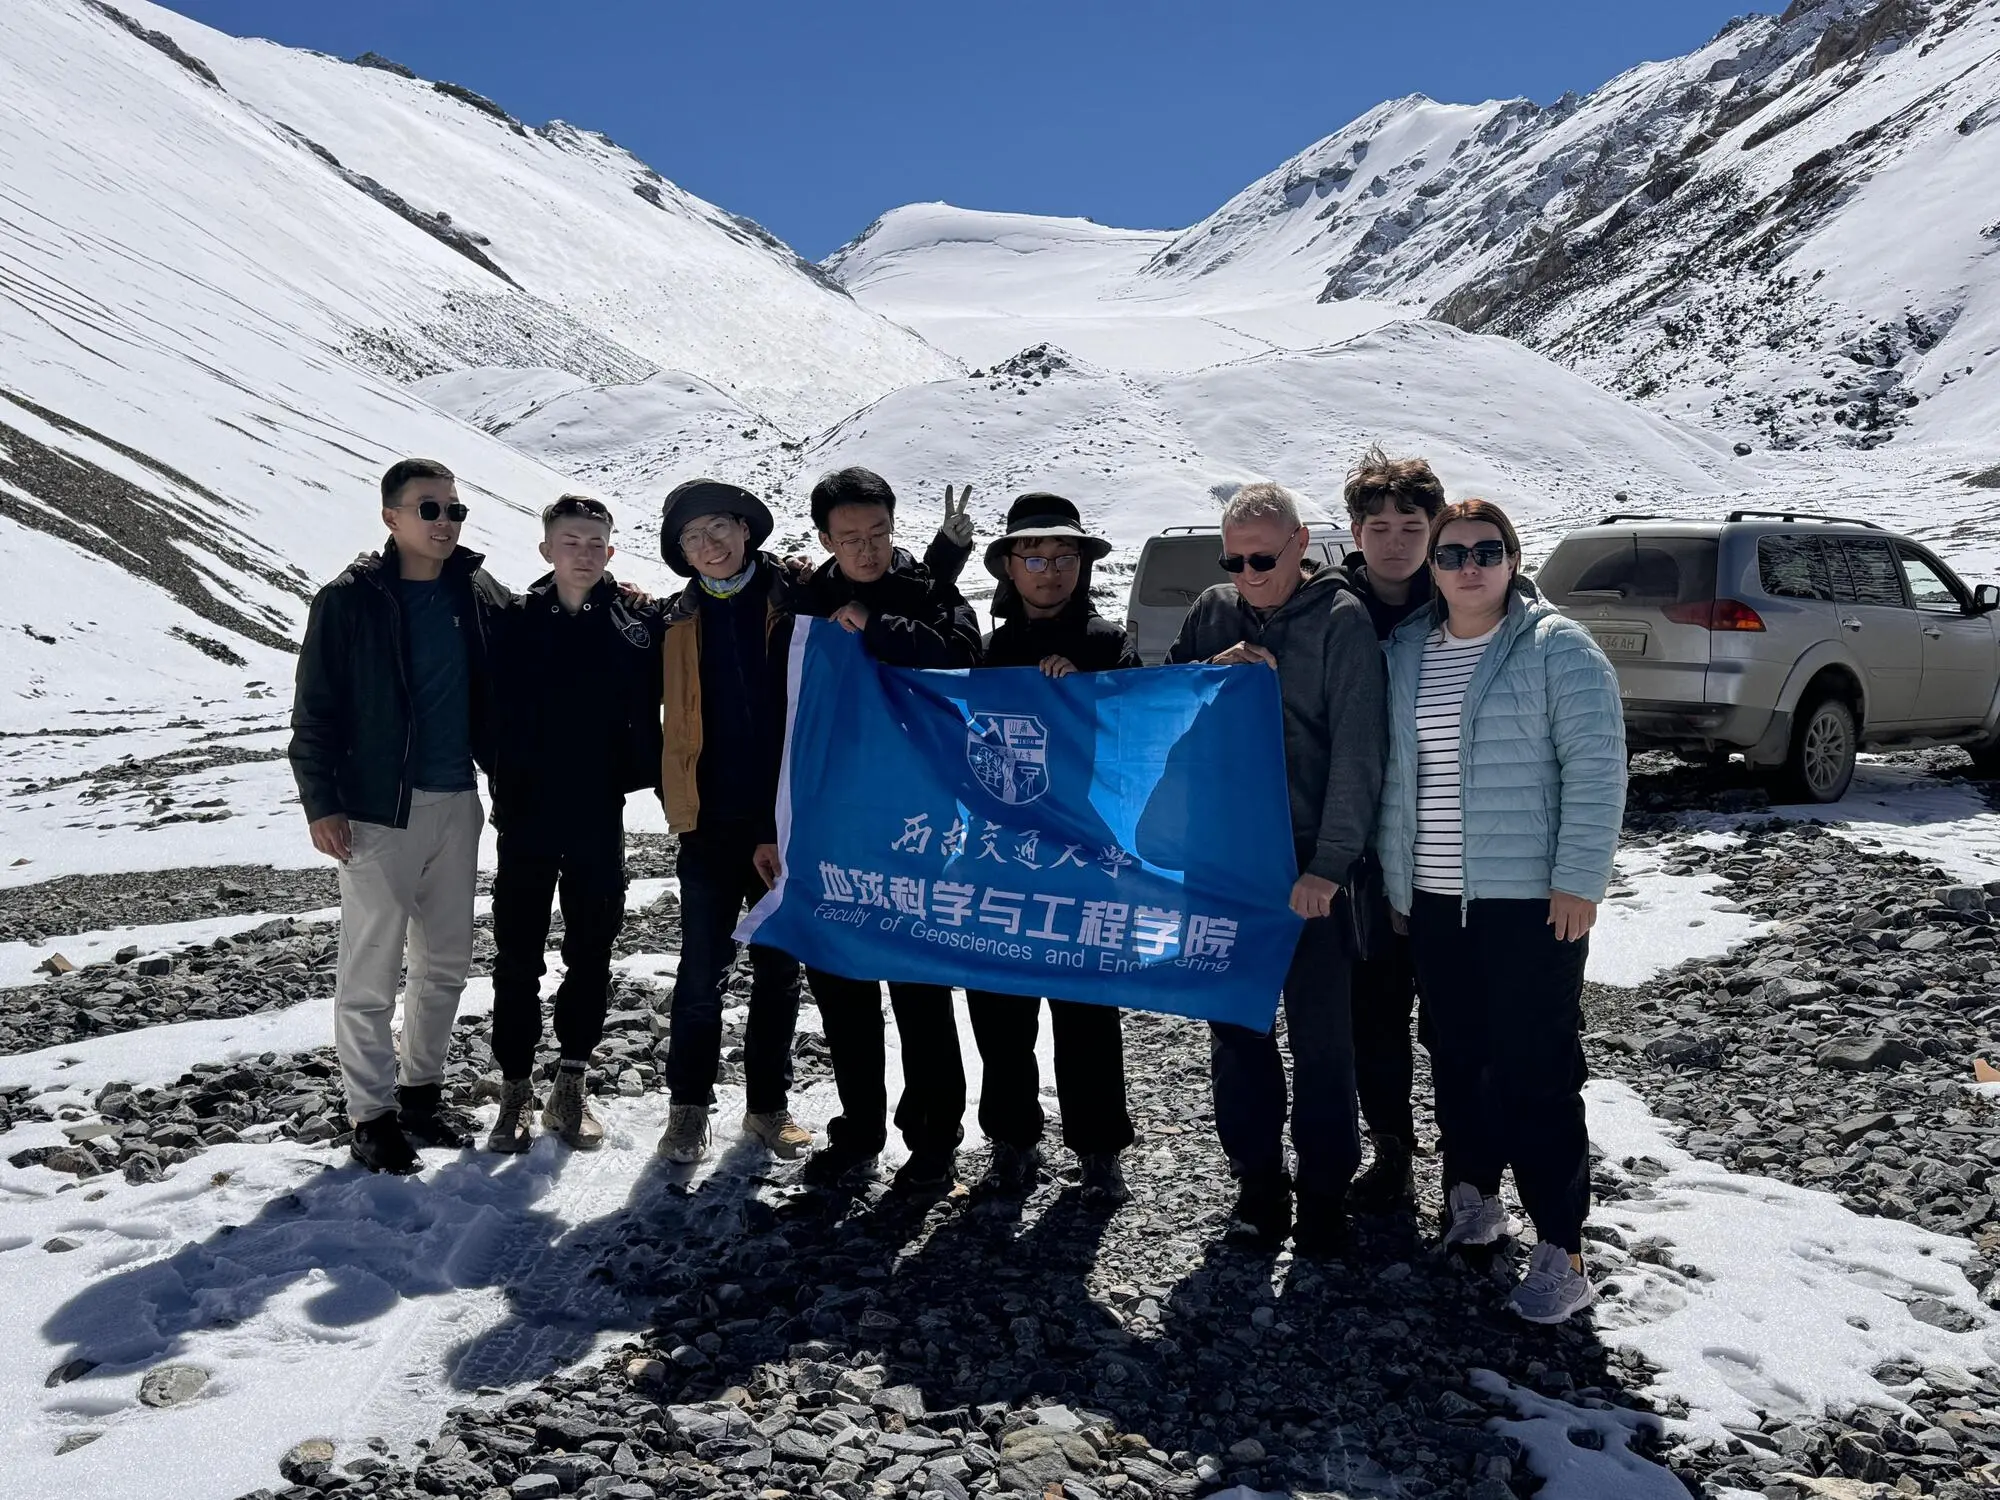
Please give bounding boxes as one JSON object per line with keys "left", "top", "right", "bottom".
{"left": 981, "top": 564, "right": 1138, "bottom": 673}
{"left": 288, "top": 541, "right": 510, "bottom": 828}
{"left": 1342, "top": 549, "right": 1435, "bottom": 641}
{"left": 486, "top": 572, "right": 664, "bottom": 846}
{"left": 788, "top": 547, "right": 981, "bottom": 668}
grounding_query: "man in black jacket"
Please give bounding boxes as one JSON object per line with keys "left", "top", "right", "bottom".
{"left": 485, "top": 495, "right": 664, "bottom": 1154}
{"left": 289, "top": 458, "right": 510, "bottom": 1174}
{"left": 789, "top": 467, "right": 985, "bottom": 1196}
{"left": 962, "top": 493, "right": 1139, "bottom": 1208}
{"left": 1339, "top": 448, "right": 1444, "bottom": 1213}
{"left": 1165, "top": 480, "right": 1387, "bottom": 1254}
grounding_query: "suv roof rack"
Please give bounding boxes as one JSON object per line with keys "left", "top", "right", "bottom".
{"left": 1595, "top": 513, "right": 1672, "bottom": 524}
{"left": 1158, "top": 525, "right": 1219, "bottom": 535}
{"left": 1726, "top": 509, "right": 1881, "bottom": 529}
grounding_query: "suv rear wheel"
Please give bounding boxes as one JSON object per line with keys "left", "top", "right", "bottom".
{"left": 1783, "top": 695, "right": 1856, "bottom": 803}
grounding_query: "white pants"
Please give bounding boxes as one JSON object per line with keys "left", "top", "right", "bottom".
{"left": 334, "top": 789, "right": 483, "bottom": 1122}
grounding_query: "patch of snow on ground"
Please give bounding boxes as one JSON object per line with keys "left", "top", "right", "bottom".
{"left": 0, "top": 907, "right": 339, "bottom": 989}
{"left": 1584, "top": 1077, "right": 1998, "bottom": 1444}
{"left": 1468, "top": 1369, "right": 1683, "bottom": 1500}
{"left": 1589, "top": 844, "right": 1768, "bottom": 988}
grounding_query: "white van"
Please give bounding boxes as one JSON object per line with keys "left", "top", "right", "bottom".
{"left": 1124, "top": 525, "right": 1343, "bottom": 664}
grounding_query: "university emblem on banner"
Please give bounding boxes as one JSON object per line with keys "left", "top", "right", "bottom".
{"left": 967, "top": 712, "right": 1049, "bottom": 806}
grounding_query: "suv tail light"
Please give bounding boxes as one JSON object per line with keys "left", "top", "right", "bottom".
{"left": 1663, "top": 599, "right": 1765, "bottom": 631}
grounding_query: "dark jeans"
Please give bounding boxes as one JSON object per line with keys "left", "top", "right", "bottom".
{"left": 965, "top": 991, "right": 1134, "bottom": 1157}
{"left": 1209, "top": 909, "right": 1359, "bottom": 1199}
{"left": 1352, "top": 927, "right": 1418, "bottom": 1143}
{"left": 808, "top": 971, "right": 965, "bottom": 1158}
{"left": 664, "top": 824, "right": 802, "bottom": 1115}
{"left": 1409, "top": 891, "right": 1591, "bottom": 1253}
{"left": 490, "top": 825, "right": 627, "bottom": 1080}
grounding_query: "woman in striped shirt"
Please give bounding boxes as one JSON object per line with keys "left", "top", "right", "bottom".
{"left": 1375, "top": 499, "right": 1626, "bottom": 1324}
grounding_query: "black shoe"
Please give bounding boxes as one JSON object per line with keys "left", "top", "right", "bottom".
{"left": 1293, "top": 1191, "right": 1352, "bottom": 1257}
{"left": 396, "top": 1083, "right": 470, "bottom": 1150}
{"left": 1223, "top": 1173, "right": 1292, "bottom": 1248}
{"left": 350, "top": 1113, "right": 419, "bottom": 1175}
{"left": 1078, "top": 1152, "right": 1130, "bottom": 1208}
{"left": 1350, "top": 1132, "right": 1416, "bottom": 1212}
{"left": 976, "top": 1141, "right": 1041, "bottom": 1197}
{"left": 891, "top": 1148, "right": 958, "bottom": 1197}
{"left": 801, "top": 1141, "right": 880, "bottom": 1190}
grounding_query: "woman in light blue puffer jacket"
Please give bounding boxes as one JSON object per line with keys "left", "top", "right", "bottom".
{"left": 1376, "top": 499, "right": 1625, "bottom": 1326}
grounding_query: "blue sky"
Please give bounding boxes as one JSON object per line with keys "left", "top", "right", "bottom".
{"left": 161, "top": 1, "right": 1764, "bottom": 261}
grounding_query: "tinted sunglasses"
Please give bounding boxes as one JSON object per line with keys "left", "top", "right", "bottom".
{"left": 1016, "top": 554, "right": 1080, "bottom": 574}
{"left": 1433, "top": 540, "right": 1509, "bottom": 571}
{"left": 1218, "top": 551, "right": 1283, "bottom": 574}
{"left": 405, "top": 500, "right": 469, "bottom": 523}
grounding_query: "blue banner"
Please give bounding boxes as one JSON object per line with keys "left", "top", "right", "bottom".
{"left": 736, "top": 619, "right": 1302, "bottom": 1030}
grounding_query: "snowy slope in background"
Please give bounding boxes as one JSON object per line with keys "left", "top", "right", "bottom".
{"left": 827, "top": 203, "right": 1401, "bottom": 372}
{"left": 1128, "top": 0, "right": 2000, "bottom": 452}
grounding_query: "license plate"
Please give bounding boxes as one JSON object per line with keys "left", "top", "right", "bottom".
{"left": 1593, "top": 630, "right": 1647, "bottom": 655}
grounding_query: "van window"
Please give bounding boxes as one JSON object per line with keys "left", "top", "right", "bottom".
{"left": 1831, "top": 539, "right": 1906, "bottom": 607}
{"left": 1758, "top": 535, "right": 1833, "bottom": 600}
{"left": 1135, "top": 537, "right": 1228, "bottom": 607}
{"left": 1539, "top": 534, "right": 1716, "bottom": 605}
{"left": 1898, "top": 547, "right": 1962, "bottom": 612}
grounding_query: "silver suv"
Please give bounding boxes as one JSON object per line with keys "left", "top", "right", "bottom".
{"left": 1540, "top": 511, "right": 2000, "bottom": 801}
{"left": 1126, "top": 525, "right": 1342, "bottom": 664}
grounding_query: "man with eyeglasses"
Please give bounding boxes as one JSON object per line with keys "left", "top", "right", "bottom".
{"left": 789, "top": 466, "right": 984, "bottom": 1196}
{"left": 1164, "top": 480, "right": 1386, "bottom": 1254}
{"left": 654, "top": 479, "right": 813, "bottom": 1166}
{"left": 961, "top": 493, "right": 1140, "bottom": 1207}
{"left": 290, "top": 457, "right": 511, "bottom": 1174}
{"left": 484, "top": 495, "right": 665, "bottom": 1153}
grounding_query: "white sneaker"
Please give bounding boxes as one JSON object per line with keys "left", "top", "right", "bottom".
{"left": 1510, "top": 1241, "right": 1595, "bottom": 1324}
{"left": 657, "top": 1103, "right": 711, "bottom": 1163}
{"left": 741, "top": 1109, "right": 813, "bottom": 1159}
{"left": 1441, "top": 1181, "right": 1520, "bottom": 1247}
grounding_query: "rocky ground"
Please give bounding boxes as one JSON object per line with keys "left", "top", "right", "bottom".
{"left": 9, "top": 769, "right": 2000, "bottom": 1499}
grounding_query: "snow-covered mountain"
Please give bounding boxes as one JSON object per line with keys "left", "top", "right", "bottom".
{"left": 0, "top": 0, "right": 954, "bottom": 715}
{"left": 1124, "top": 0, "right": 2000, "bottom": 451}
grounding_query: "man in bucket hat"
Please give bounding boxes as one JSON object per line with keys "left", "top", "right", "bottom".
{"left": 961, "top": 493, "right": 1140, "bottom": 1206}
{"left": 654, "top": 479, "right": 813, "bottom": 1165}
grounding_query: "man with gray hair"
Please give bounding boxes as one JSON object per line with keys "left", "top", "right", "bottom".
{"left": 1165, "top": 479, "right": 1386, "bottom": 1255}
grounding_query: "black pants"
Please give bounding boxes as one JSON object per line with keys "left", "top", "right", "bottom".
{"left": 808, "top": 971, "right": 965, "bottom": 1158}
{"left": 1352, "top": 927, "right": 1419, "bottom": 1143}
{"left": 664, "top": 824, "right": 802, "bottom": 1115}
{"left": 964, "top": 991, "right": 1134, "bottom": 1157}
{"left": 1209, "top": 909, "right": 1360, "bottom": 1199}
{"left": 491, "top": 825, "right": 627, "bottom": 1080}
{"left": 1409, "top": 892, "right": 1590, "bottom": 1253}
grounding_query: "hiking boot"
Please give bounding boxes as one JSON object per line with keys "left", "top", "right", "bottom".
{"left": 350, "top": 1113, "right": 419, "bottom": 1175}
{"left": 742, "top": 1109, "right": 813, "bottom": 1159}
{"left": 396, "top": 1083, "right": 470, "bottom": 1150}
{"left": 486, "top": 1078, "right": 534, "bottom": 1154}
{"left": 800, "top": 1141, "right": 880, "bottom": 1190}
{"left": 543, "top": 1062, "right": 605, "bottom": 1151}
{"left": 1509, "top": 1241, "right": 1594, "bottom": 1324}
{"left": 891, "top": 1147, "right": 958, "bottom": 1197}
{"left": 1292, "top": 1191, "right": 1352, "bottom": 1257}
{"left": 1350, "top": 1132, "right": 1416, "bottom": 1212}
{"left": 1441, "top": 1181, "right": 1520, "bottom": 1248}
{"left": 976, "top": 1141, "right": 1041, "bottom": 1197}
{"left": 1222, "top": 1173, "right": 1292, "bottom": 1249}
{"left": 656, "top": 1103, "right": 711, "bottom": 1163}
{"left": 1078, "top": 1152, "right": 1130, "bottom": 1208}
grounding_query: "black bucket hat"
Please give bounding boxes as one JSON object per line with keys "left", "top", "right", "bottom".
{"left": 660, "top": 478, "right": 774, "bottom": 578}
{"left": 982, "top": 491, "right": 1112, "bottom": 582}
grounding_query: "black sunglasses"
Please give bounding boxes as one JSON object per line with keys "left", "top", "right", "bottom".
{"left": 1433, "top": 540, "right": 1508, "bottom": 571}
{"left": 1218, "top": 551, "right": 1282, "bottom": 574}
{"left": 407, "top": 500, "right": 469, "bottom": 523}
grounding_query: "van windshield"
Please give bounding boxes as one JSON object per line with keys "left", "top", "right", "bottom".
{"left": 1136, "top": 536, "right": 1229, "bottom": 606}
{"left": 1539, "top": 534, "right": 1717, "bottom": 607}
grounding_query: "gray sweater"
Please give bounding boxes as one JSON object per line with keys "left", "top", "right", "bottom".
{"left": 1165, "top": 565, "right": 1387, "bottom": 884}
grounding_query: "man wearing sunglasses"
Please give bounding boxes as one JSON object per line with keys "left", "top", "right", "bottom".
{"left": 1163, "top": 481, "right": 1386, "bottom": 1254}
{"left": 961, "top": 493, "right": 1140, "bottom": 1207}
{"left": 483, "top": 495, "right": 665, "bottom": 1154}
{"left": 290, "top": 457, "right": 511, "bottom": 1174}
{"left": 787, "top": 466, "right": 984, "bottom": 1197}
